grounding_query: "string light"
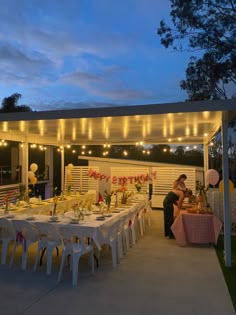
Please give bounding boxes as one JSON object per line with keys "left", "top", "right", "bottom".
{"left": 0, "top": 140, "right": 7, "bottom": 146}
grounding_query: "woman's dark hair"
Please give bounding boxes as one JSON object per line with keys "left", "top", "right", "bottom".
{"left": 176, "top": 174, "right": 187, "bottom": 181}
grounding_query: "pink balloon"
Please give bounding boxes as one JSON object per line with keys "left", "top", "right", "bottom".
{"left": 206, "top": 169, "right": 219, "bottom": 185}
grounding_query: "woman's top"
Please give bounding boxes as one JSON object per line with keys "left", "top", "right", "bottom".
{"left": 173, "top": 180, "right": 186, "bottom": 192}
{"left": 163, "top": 191, "right": 179, "bottom": 207}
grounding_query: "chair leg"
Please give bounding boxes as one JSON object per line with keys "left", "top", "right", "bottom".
{"left": 58, "top": 251, "right": 66, "bottom": 283}
{"left": 9, "top": 242, "right": 17, "bottom": 268}
{"left": 111, "top": 241, "right": 117, "bottom": 267}
{"left": 72, "top": 254, "right": 80, "bottom": 286}
{"left": 46, "top": 247, "right": 53, "bottom": 275}
{"left": 1, "top": 240, "right": 10, "bottom": 265}
{"left": 117, "top": 233, "right": 123, "bottom": 259}
{"left": 33, "top": 245, "right": 41, "bottom": 272}
{"left": 124, "top": 228, "right": 130, "bottom": 252}
{"left": 130, "top": 225, "right": 136, "bottom": 246}
{"left": 39, "top": 248, "right": 46, "bottom": 266}
{"left": 91, "top": 250, "right": 95, "bottom": 275}
{"left": 22, "top": 241, "right": 31, "bottom": 270}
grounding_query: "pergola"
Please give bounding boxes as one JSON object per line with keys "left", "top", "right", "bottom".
{"left": 0, "top": 98, "right": 235, "bottom": 266}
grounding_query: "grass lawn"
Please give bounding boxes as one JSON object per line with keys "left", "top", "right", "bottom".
{"left": 215, "top": 235, "right": 236, "bottom": 311}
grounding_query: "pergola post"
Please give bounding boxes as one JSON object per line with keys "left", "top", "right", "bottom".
{"left": 45, "top": 146, "right": 54, "bottom": 198}
{"left": 61, "top": 147, "right": 65, "bottom": 192}
{"left": 19, "top": 141, "right": 28, "bottom": 189}
{"left": 221, "top": 111, "right": 231, "bottom": 267}
{"left": 203, "top": 143, "right": 209, "bottom": 185}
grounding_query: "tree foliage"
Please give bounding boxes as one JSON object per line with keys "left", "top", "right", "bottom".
{"left": 0, "top": 93, "right": 32, "bottom": 112}
{"left": 157, "top": 0, "right": 236, "bottom": 100}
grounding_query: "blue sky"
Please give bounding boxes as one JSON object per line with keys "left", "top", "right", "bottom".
{"left": 0, "top": 0, "right": 226, "bottom": 111}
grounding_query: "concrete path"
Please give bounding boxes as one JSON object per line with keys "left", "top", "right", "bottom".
{"left": 0, "top": 210, "right": 235, "bottom": 315}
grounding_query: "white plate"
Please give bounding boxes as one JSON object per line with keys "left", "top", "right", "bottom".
{"left": 26, "top": 217, "right": 34, "bottom": 221}
{"left": 5, "top": 214, "right": 14, "bottom": 218}
{"left": 70, "top": 220, "right": 78, "bottom": 224}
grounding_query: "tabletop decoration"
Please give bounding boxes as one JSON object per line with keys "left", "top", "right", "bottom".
{"left": 103, "top": 190, "right": 115, "bottom": 210}
{"left": 134, "top": 180, "right": 143, "bottom": 193}
{"left": 117, "top": 185, "right": 133, "bottom": 204}
{"left": 196, "top": 180, "right": 207, "bottom": 203}
{"left": 3, "top": 191, "right": 13, "bottom": 214}
{"left": 52, "top": 195, "right": 59, "bottom": 216}
{"left": 72, "top": 203, "right": 84, "bottom": 220}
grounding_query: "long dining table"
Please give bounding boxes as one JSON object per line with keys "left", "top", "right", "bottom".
{"left": 0, "top": 197, "right": 146, "bottom": 250}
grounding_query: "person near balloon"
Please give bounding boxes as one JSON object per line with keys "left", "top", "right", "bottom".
{"left": 163, "top": 188, "right": 192, "bottom": 239}
{"left": 173, "top": 174, "right": 187, "bottom": 192}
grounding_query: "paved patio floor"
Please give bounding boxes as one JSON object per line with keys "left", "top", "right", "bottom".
{"left": 0, "top": 210, "right": 235, "bottom": 315}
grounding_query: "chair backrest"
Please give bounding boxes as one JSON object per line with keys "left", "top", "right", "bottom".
{"left": 29, "top": 197, "right": 39, "bottom": 204}
{"left": 0, "top": 218, "right": 15, "bottom": 239}
{"left": 101, "top": 220, "right": 120, "bottom": 242}
{"left": 59, "top": 226, "right": 89, "bottom": 248}
{"left": 11, "top": 219, "right": 38, "bottom": 241}
{"left": 33, "top": 222, "right": 61, "bottom": 242}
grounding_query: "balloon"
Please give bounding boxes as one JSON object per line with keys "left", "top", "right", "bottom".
{"left": 30, "top": 163, "right": 38, "bottom": 172}
{"left": 67, "top": 173, "right": 72, "bottom": 181}
{"left": 28, "top": 171, "right": 35, "bottom": 179}
{"left": 67, "top": 163, "right": 74, "bottom": 170}
{"left": 219, "top": 179, "right": 234, "bottom": 193}
{"left": 30, "top": 176, "right": 37, "bottom": 185}
{"left": 66, "top": 169, "right": 71, "bottom": 176}
{"left": 205, "top": 169, "right": 220, "bottom": 186}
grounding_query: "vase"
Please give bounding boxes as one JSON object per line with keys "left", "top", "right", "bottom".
{"left": 121, "top": 194, "right": 127, "bottom": 204}
{"left": 4, "top": 200, "right": 9, "bottom": 215}
{"left": 197, "top": 194, "right": 204, "bottom": 202}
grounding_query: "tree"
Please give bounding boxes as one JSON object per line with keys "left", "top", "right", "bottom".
{"left": 0, "top": 93, "right": 32, "bottom": 112}
{"left": 157, "top": 0, "right": 236, "bottom": 100}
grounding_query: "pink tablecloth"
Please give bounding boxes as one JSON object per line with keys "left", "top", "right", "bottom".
{"left": 171, "top": 211, "right": 222, "bottom": 246}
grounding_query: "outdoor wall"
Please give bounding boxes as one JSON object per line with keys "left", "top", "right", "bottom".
{"left": 80, "top": 156, "right": 204, "bottom": 207}
{"left": 208, "top": 189, "right": 236, "bottom": 234}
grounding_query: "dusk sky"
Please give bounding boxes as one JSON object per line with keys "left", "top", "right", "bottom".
{"left": 0, "top": 0, "right": 224, "bottom": 111}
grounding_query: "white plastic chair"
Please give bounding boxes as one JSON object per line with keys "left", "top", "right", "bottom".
{"left": 117, "top": 215, "right": 129, "bottom": 258}
{"left": 58, "top": 226, "right": 94, "bottom": 286}
{"left": 143, "top": 200, "right": 152, "bottom": 229}
{"left": 128, "top": 214, "right": 137, "bottom": 247}
{"left": 33, "top": 222, "right": 62, "bottom": 275}
{"left": 10, "top": 220, "right": 39, "bottom": 270}
{"left": 136, "top": 210, "right": 144, "bottom": 238}
{"left": 99, "top": 220, "right": 121, "bottom": 268}
{"left": 122, "top": 216, "right": 131, "bottom": 253}
{"left": 0, "top": 218, "right": 15, "bottom": 264}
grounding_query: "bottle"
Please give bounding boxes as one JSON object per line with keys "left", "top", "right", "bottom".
{"left": 16, "top": 198, "right": 20, "bottom": 207}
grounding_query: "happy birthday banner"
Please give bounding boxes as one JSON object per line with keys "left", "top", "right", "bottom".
{"left": 88, "top": 168, "right": 157, "bottom": 185}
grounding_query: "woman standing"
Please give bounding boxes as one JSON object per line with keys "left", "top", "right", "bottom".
{"left": 163, "top": 189, "right": 191, "bottom": 238}
{"left": 173, "top": 174, "right": 187, "bottom": 192}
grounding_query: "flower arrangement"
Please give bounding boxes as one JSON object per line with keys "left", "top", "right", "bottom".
{"left": 72, "top": 203, "right": 84, "bottom": 220}
{"left": 3, "top": 192, "right": 13, "bottom": 214}
{"left": 53, "top": 195, "right": 59, "bottom": 216}
{"left": 196, "top": 180, "right": 207, "bottom": 203}
{"left": 103, "top": 190, "right": 115, "bottom": 209}
{"left": 116, "top": 185, "right": 133, "bottom": 204}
